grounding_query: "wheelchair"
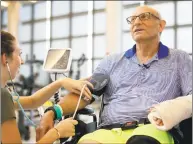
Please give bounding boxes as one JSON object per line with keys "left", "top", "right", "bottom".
{"left": 59, "top": 96, "right": 192, "bottom": 144}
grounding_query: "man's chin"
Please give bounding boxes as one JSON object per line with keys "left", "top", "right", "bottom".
{"left": 134, "top": 37, "right": 147, "bottom": 43}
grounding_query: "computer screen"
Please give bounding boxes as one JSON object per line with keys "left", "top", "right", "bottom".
{"left": 43, "top": 48, "right": 72, "bottom": 73}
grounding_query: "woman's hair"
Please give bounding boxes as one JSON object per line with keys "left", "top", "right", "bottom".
{"left": 1, "top": 30, "right": 16, "bottom": 57}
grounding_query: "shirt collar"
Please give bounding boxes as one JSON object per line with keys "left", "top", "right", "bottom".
{"left": 124, "top": 42, "right": 169, "bottom": 59}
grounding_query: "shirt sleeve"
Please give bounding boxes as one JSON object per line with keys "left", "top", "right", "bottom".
{"left": 178, "top": 52, "right": 192, "bottom": 95}
{"left": 1, "top": 88, "right": 16, "bottom": 124}
{"left": 93, "top": 55, "right": 113, "bottom": 75}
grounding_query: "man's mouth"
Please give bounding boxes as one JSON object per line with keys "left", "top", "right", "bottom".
{"left": 134, "top": 29, "right": 144, "bottom": 33}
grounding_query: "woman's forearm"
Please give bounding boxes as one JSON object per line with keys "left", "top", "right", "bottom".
{"left": 14, "top": 78, "right": 65, "bottom": 109}
{"left": 36, "top": 128, "right": 59, "bottom": 144}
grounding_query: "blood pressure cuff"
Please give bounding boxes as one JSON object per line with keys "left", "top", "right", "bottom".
{"left": 87, "top": 73, "right": 109, "bottom": 103}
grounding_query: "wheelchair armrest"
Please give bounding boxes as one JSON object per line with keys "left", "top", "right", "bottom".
{"left": 77, "top": 107, "right": 94, "bottom": 115}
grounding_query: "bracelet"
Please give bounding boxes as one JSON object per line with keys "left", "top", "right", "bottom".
{"left": 55, "top": 104, "right": 63, "bottom": 117}
{"left": 53, "top": 127, "right": 60, "bottom": 139}
{"left": 53, "top": 105, "right": 62, "bottom": 120}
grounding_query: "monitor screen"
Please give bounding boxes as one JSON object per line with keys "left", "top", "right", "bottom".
{"left": 43, "top": 48, "right": 72, "bottom": 72}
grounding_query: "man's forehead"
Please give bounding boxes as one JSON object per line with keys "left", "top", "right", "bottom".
{"left": 131, "top": 6, "right": 159, "bottom": 17}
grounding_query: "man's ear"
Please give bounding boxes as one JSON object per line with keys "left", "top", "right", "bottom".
{"left": 1, "top": 53, "right": 8, "bottom": 66}
{"left": 159, "top": 20, "right": 166, "bottom": 33}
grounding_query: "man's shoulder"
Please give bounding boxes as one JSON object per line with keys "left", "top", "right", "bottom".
{"left": 104, "top": 52, "right": 125, "bottom": 62}
{"left": 169, "top": 48, "right": 190, "bottom": 58}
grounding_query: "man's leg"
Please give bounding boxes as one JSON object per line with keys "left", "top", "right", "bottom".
{"left": 79, "top": 140, "right": 101, "bottom": 144}
{"left": 127, "top": 124, "right": 174, "bottom": 144}
{"left": 78, "top": 128, "right": 133, "bottom": 144}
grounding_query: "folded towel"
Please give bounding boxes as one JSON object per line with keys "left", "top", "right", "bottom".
{"left": 148, "top": 95, "right": 192, "bottom": 131}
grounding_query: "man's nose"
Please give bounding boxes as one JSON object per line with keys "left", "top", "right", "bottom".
{"left": 133, "top": 17, "right": 142, "bottom": 25}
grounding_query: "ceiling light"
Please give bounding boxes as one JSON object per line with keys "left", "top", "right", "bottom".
{"left": 1, "top": 1, "right": 9, "bottom": 7}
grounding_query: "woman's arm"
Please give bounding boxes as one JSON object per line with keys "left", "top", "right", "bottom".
{"left": 14, "top": 78, "right": 93, "bottom": 110}
{"left": 37, "top": 117, "right": 78, "bottom": 144}
{"left": 2, "top": 118, "right": 78, "bottom": 144}
{"left": 1, "top": 119, "right": 22, "bottom": 143}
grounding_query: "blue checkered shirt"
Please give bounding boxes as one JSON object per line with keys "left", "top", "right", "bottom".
{"left": 94, "top": 42, "right": 192, "bottom": 127}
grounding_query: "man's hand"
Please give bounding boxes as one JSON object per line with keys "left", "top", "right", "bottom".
{"left": 36, "top": 111, "right": 55, "bottom": 141}
{"left": 148, "top": 107, "right": 164, "bottom": 126}
{"left": 153, "top": 116, "right": 164, "bottom": 126}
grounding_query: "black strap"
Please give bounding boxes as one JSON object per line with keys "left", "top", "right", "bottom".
{"left": 99, "top": 118, "right": 150, "bottom": 130}
{"left": 99, "top": 123, "right": 123, "bottom": 130}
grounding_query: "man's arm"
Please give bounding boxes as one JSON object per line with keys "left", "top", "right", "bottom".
{"left": 59, "top": 92, "right": 90, "bottom": 116}
{"left": 178, "top": 52, "right": 192, "bottom": 95}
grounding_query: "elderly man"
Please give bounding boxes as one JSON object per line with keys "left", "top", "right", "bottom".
{"left": 37, "top": 5, "right": 192, "bottom": 144}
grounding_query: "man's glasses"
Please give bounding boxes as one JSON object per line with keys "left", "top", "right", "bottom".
{"left": 126, "top": 12, "right": 160, "bottom": 24}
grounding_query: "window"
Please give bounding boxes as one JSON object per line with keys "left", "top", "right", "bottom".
{"left": 34, "top": 2, "right": 47, "bottom": 20}
{"left": 72, "top": 15, "right": 88, "bottom": 36}
{"left": 122, "top": 1, "right": 141, "bottom": 5}
{"left": 20, "top": 44, "right": 31, "bottom": 61}
{"left": 161, "top": 28, "right": 175, "bottom": 49}
{"left": 52, "top": 19, "right": 69, "bottom": 38}
{"left": 71, "top": 37, "right": 87, "bottom": 59}
{"left": 19, "top": 24, "right": 31, "bottom": 42}
{"left": 20, "top": 5, "right": 32, "bottom": 22}
{"left": 52, "top": 1, "right": 70, "bottom": 16}
{"left": 19, "top": 65, "right": 31, "bottom": 78}
{"left": 33, "top": 42, "right": 47, "bottom": 60}
{"left": 93, "top": 1, "right": 106, "bottom": 71}
{"left": 177, "top": 1, "right": 192, "bottom": 25}
{"left": 33, "top": 66, "right": 50, "bottom": 85}
{"left": 94, "top": 1, "right": 106, "bottom": 9}
{"left": 19, "top": 44, "right": 31, "bottom": 77}
{"left": 72, "top": 1, "right": 88, "bottom": 13}
{"left": 33, "top": 22, "right": 47, "bottom": 40}
{"left": 94, "top": 13, "right": 106, "bottom": 33}
{"left": 2, "top": 9, "right": 8, "bottom": 25}
{"left": 123, "top": 32, "right": 135, "bottom": 51}
{"left": 51, "top": 39, "right": 69, "bottom": 48}
{"left": 94, "top": 36, "right": 106, "bottom": 57}
{"left": 70, "top": 61, "right": 89, "bottom": 79}
{"left": 177, "top": 27, "right": 192, "bottom": 53}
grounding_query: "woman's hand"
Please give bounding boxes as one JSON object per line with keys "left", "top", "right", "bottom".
{"left": 59, "top": 78, "right": 94, "bottom": 101}
{"left": 55, "top": 117, "right": 78, "bottom": 138}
